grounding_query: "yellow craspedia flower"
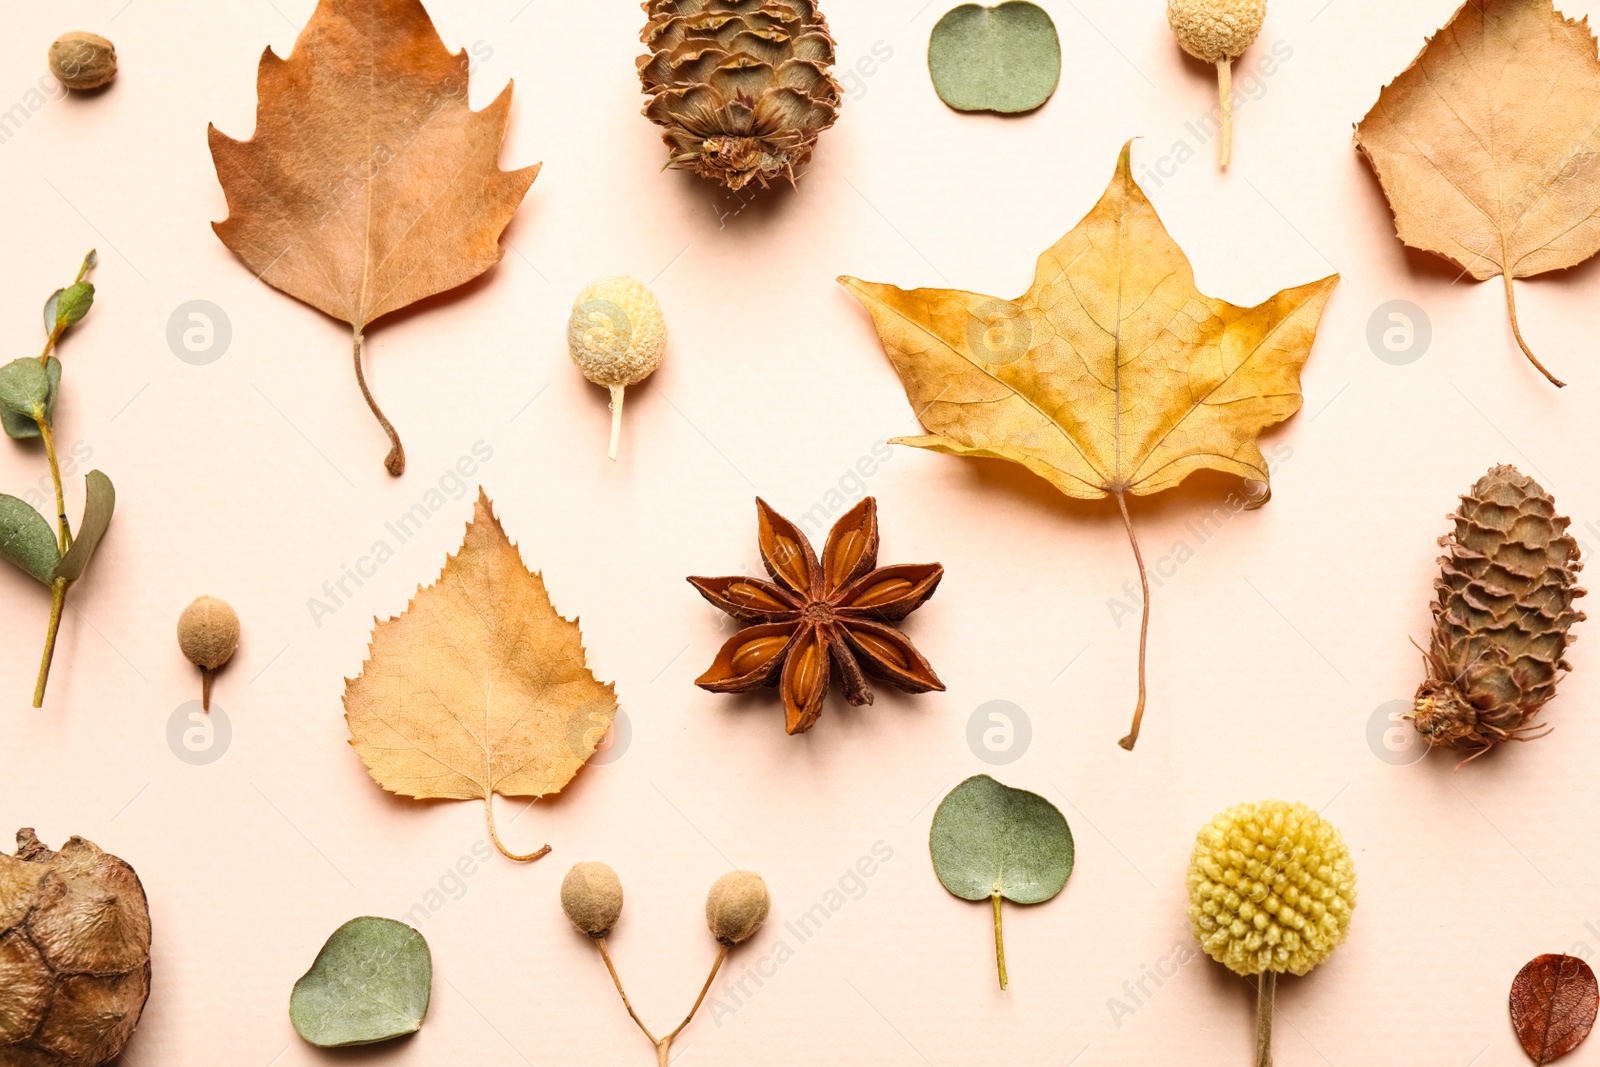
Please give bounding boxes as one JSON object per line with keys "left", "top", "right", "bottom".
{"left": 1186, "top": 800, "right": 1356, "bottom": 977}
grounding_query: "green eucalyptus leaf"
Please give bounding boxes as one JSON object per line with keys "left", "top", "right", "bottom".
{"left": 290, "top": 917, "right": 432, "bottom": 1048}
{"left": 0, "top": 359, "right": 50, "bottom": 421}
{"left": 928, "top": 2, "right": 1062, "bottom": 114}
{"left": 52, "top": 281, "right": 95, "bottom": 330}
{"left": 0, "top": 494, "right": 60, "bottom": 585}
{"left": 930, "top": 774, "right": 1074, "bottom": 989}
{"left": 55, "top": 471, "right": 114, "bottom": 581}
{"left": 42, "top": 288, "right": 63, "bottom": 336}
{"left": 2, "top": 359, "right": 60, "bottom": 439}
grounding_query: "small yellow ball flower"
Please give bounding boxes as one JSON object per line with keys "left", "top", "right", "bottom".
{"left": 1186, "top": 799, "right": 1356, "bottom": 978}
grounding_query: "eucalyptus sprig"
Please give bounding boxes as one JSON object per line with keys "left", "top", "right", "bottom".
{"left": 0, "top": 251, "right": 117, "bottom": 707}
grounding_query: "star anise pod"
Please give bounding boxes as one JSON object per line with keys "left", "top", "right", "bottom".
{"left": 689, "top": 497, "right": 945, "bottom": 734}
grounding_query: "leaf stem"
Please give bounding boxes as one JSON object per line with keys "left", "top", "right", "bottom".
{"left": 1217, "top": 60, "right": 1234, "bottom": 168}
{"left": 1502, "top": 271, "right": 1564, "bottom": 387}
{"left": 991, "top": 893, "right": 1009, "bottom": 990}
{"left": 37, "top": 420, "right": 72, "bottom": 553}
{"left": 483, "top": 795, "right": 550, "bottom": 862}
{"left": 1115, "top": 491, "right": 1150, "bottom": 750}
{"left": 352, "top": 330, "right": 407, "bottom": 475}
{"left": 33, "top": 578, "right": 67, "bottom": 709}
{"left": 37, "top": 325, "right": 64, "bottom": 367}
{"left": 1255, "top": 970, "right": 1276, "bottom": 1067}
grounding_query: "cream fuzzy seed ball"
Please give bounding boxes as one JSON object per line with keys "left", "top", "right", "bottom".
{"left": 1185, "top": 800, "right": 1356, "bottom": 977}
{"left": 1167, "top": 0, "right": 1267, "bottom": 64}
{"left": 176, "top": 596, "right": 239, "bottom": 671}
{"left": 561, "top": 862, "right": 624, "bottom": 938}
{"left": 705, "top": 871, "right": 769, "bottom": 946}
{"left": 568, "top": 277, "right": 666, "bottom": 390}
{"left": 567, "top": 276, "right": 667, "bottom": 459}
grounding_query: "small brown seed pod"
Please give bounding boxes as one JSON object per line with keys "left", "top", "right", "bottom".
{"left": 177, "top": 596, "right": 239, "bottom": 712}
{"left": 48, "top": 32, "right": 117, "bottom": 91}
{"left": 561, "top": 862, "right": 624, "bottom": 938}
{"left": 705, "top": 871, "right": 769, "bottom": 946}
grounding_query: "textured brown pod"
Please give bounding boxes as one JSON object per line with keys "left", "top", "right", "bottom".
{"left": 0, "top": 830, "right": 152, "bottom": 1067}
{"left": 1412, "top": 464, "right": 1585, "bottom": 758}
{"left": 638, "top": 0, "right": 841, "bottom": 191}
{"left": 47, "top": 32, "right": 117, "bottom": 91}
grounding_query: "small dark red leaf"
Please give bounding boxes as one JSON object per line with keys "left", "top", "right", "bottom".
{"left": 1511, "top": 954, "right": 1599, "bottom": 1064}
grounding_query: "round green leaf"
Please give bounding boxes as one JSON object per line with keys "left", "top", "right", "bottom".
{"left": 2, "top": 359, "right": 59, "bottom": 439}
{"left": 290, "top": 917, "right": 432, "bottom": 1048}
{"left": 928, "top": 2, "right": 1062, "bottom": 114}
{"left": 0, "top": 359, "right": 51, "bottom": 421}
{"left": 930, "top": 774, "right": 1074, "bottom": 903}
{"left": 0, "top": 494, "right": 60, "bottom": 585}
{"left": 52, "top": 281, "right": 95, "bottom": 330}
{"left": 55, "top": 471, "right": 115, "bottom": 581}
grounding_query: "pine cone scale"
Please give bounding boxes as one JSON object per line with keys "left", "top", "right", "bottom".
{"left": 1412, "top": 464, "right": 1585, "bottom": 757}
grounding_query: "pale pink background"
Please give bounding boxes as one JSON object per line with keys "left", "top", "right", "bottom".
{"left": 3, "top": 0, "right": 1599, "bottom": 1064}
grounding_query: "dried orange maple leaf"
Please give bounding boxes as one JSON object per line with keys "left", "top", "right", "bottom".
{"left": 840, "top": 143, "right": 1338, "bottom": 750}
{"left": 343, "top": 490, "right": 616, "bottom": 861}
{"left": 1355, "top": 0, "right": 1600, "bottom": 388}
{"left": 209, "top": 0, "right": 540, "bottom": 475}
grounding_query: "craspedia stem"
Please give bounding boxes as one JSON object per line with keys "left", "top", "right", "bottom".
{"left": 1255, "top": 970, "right": 1276, "bottom": 1067}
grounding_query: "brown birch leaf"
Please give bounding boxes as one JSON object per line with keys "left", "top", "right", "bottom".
{"left": 209, "top": 0, "right": 540, "bottom": 474}
{"left": 1511, "top": 954, "right": 1599, "bottom": 1064}
{"left": 343, "top": 490, "right": 616, "bottom": 861}
{"left": 1354, "top": 0, "right": 1600, "bottom": 388}
{"left": 840, "top": 142, "right": 1337, "bottom": 751}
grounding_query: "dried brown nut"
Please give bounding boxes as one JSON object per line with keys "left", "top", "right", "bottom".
{"left": 0, "top": 829, "right": 152, "bottom": 1067}
{"left": 561, "top": 862, "right": 623, "bottom": 938}
{"left": 705, "top": 871, "right": 769, "bottom": 946}
{"left": 48, "top": 32, "right": 117, "bottom": 91}
{"left": 177, "top": 596, "right": 239, "bottom": 711}
{"left": 177, "top": 596, "right": 239, "bottom": 672}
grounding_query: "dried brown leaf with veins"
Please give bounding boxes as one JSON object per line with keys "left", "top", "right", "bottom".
{"left": 841, "top": 143, "right": 1337, "bottom": 750}
{"left": 343, "top": 490, "right": 616, "bottom": 861}
{"left": 209, "top": 0, "right": 540, "bottom": 474}
{"left": 1355, "top": 0, "right": 1600, "bottom": 387}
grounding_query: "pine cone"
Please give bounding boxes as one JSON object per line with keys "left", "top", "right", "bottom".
{"left": 638, "top": 0, "right": 841, "bottom": 191}
{"left": 1412, "top": 464, "right": 1585, "bottom": 757}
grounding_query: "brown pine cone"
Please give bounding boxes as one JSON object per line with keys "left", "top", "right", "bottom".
{"left": 638, "top": 0, "right": 841, "bottom": 191}
{"left": 1412, "top": 464, "right": 1585, "bottom": 758}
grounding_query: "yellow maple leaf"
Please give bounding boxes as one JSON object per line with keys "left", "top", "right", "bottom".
{"left": 209, "top": 0, "right": 540, "bottom": 474}
{"left": 344, "top": 490, "right": 616, "bottom": 861}
{"left": 1355, "top": 0, "right": 1600, "bottom": 387}
{"left": 840, "top": 143, "right": 1338, "bottom": 750}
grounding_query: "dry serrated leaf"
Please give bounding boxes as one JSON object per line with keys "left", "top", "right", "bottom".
{"left": 343, "top": 490, "right": 616, "bottom": 861}
{"left": 841, "top": 142, "right": 1337, "bottom": 750}
{"left": 209, "top": 0, "right": 540, "bottom": 474}
{"left": 1355, "top": 0, "right": 1600, "bottom": 387}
